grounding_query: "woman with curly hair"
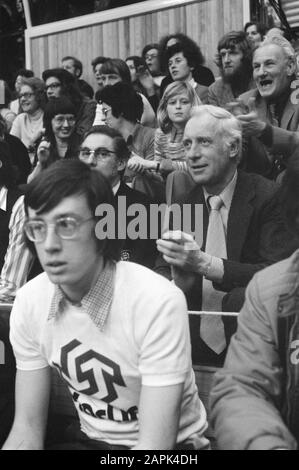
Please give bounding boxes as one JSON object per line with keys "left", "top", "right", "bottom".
{"left": 10, "top": 77, "right": 46, "bottom": 162}
{"left": 159, "top": 33, "right": 215, "bottom": 97}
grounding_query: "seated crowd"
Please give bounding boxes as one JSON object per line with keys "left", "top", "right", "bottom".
{"left": 1, "top": 22, "right": 299, "bottom": 450}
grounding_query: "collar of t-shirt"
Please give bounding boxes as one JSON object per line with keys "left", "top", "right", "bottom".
{"left": 48, "top": 259, "right": 116, "bottom": 331}
{"left": 0, "top": 186, "right": 8, "bottom": 211}
{"left": 112, "top": 181, "right": 121, "bottom": 195}
{"left": 203, "top": 170, "right": 238, "bottom": 234}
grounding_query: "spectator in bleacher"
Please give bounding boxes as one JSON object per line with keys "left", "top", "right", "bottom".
{"left": 207, "top": 31, "right": 254, "bottom": 108}
{"left": 10, "top": 77, "right": 46, "bottom": 164}
{"left": 91, "top": 56, "right": 109, "bottom": 93}
{"left": 244, "top": 21, "right": 267, "bottom": 48}
{"left": 28, "top": 97, "right": 80, "bottom": 182}
{"left": 126, "top": 55, "right": 160, "bottom": 113}
{"left": 157, "top": 105, "right": 297, "bottom": 367}
{"left": 159, "top": 33, "right": 215, "bottom": 97}
{"left": 210, "top": 150, "right": 299, "bottom": 450}
{"left": 0, "top": 80, "right": 16, "bottom": 131}
{"left": 3, "top": 158, "right": 208, "bottom": 450}
{"left": 79, "top": 125, "right": 158, "bottom": 267}
{"left": 142, "top": 43, "right": 164, "bottom": 87}
{"left": 98, "top": 83, "right": 163, "bottom": 201}
{"left": 61, "top": 56, "right": 94, "bottom": 99}
{"left": 235, "top": 34, "right": 299, "bottom": 179}
{"left": 9, "top": 68, "right": 34, "bottom": 115}
{"left": 165, "top": 43, "right": 209, "bottom": 104}
{"left": 94, "top": 58, "right": 156, "bottom": 128}
{"left": 42, "top": 68, "right": 96, "bottom": 142}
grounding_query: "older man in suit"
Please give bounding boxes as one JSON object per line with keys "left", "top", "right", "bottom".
{"left": 157, "top": 105, "right": 297, "bottom": 366}
{"left": 236, "top": 35, "right": 299, "bottom": 178}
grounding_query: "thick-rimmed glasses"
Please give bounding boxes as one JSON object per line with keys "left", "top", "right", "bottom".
{"left": 53, "top": 115, "right": 76, "bottom": 125}
{"left": 24, "top": 216, "right": 94, "bottom": 242}
{"left": 19, "top": 92, "right": 34, "bottom": 100}
{"left": 79, "top": 147, "right": 116, "bottom": 161}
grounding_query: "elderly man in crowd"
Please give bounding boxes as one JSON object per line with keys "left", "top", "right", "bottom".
{"left": 235, "top": 35, "right": 299, "bottom": 178}
{"left": 210, "top": 150, "right": 299, "bottom": 450}
{"left": 157, "top": 105, "right": 297, "bottom": 366}
{"left": 208, "top": 31, "right": 254, "bottom": 108}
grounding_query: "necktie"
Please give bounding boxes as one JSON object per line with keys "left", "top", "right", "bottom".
{"left": 200, "top": 195, "right": 226, "bottom": 354}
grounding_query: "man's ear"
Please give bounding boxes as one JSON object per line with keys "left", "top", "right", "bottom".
{"left": 228, "top": 139, "right": 240, "bottom": 159}
{"left": 117, "top": 158, "right": 127, "bottom": 172}
{"left": 286, "top": 58, "right": 296, "bottom": 77}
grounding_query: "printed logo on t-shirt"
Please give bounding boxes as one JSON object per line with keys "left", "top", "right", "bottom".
{"left": 52, "top": 339, "right": 138, "bottom": 422}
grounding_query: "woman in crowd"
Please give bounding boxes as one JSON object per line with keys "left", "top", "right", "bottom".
{"left": 10, "top": 77, "right": 46, "bottom": 164}
{"left": 9, "top": 68, "right": 34, "bottom": 115}
{"left": 159, "top": 33, "right": 214, "bottom": 97}
{"left": 28, "top": 97, "right": 79, "bottom": 182}
{"left": 244, "top": 21, "right": 267, "bottom": 48}
{"left": 94, "top": 58, "right": 156, "bottom": 127}
{"left": 42, "top": 68, "right": 96, "bottom": 142}
{"left": 124, "top": 81, "right": 201, "bottom": 177}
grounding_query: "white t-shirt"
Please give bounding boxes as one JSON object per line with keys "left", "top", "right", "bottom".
{"left": 10, "top": 261, "right": 207, "bottom": 448}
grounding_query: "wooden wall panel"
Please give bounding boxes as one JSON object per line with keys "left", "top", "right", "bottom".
{"left": 29, "top": 0, "right": 244, "bottom": 89}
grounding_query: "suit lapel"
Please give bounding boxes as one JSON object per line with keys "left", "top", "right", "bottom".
{"left": 280, "top": 98, "right": 296, "bottom": 130}
{"left": 226, "top": 172, "right": 255, "bottom": 260}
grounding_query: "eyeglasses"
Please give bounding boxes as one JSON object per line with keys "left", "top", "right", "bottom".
{"left": 19, "top": 92, "right": 34, "bottom": 100}
{"left": 79, "top": 147, "right": 116, "bottom": 161}
{"left": 46, "top": 82, "right": 61, "bottom": 91}
{"left": 53, "top": 115, "right": 76, "bottom": 125}
{"left": 24, "top": 216, "right": 94, "bottom": 242}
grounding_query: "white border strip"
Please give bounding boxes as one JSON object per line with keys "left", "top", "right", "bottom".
{"left": 188, "top": 311, "right": 239, "bottom": 317}
{"left": 242, "top": 0, "right": 251, "bottom": 26}
{"left": 26, "top": 0, "right": 198, "bottom": 39}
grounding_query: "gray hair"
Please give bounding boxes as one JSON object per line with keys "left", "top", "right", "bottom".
{"left": 259, "top": 34, "right": 296, "bottom": 63}
{"left": 189, "top": 105, "right": 242, "bottom": 163}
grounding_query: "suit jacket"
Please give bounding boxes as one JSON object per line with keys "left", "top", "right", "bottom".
{"left": 208, "top": 77, "right": 255, "bottom": 108}
{"left": 239, "top": 88, "right": 299, "bottom": 177}
{"left": 115, "top": 181, "right": 158, "bottom": 269}
{"left": 167, "top": 170, "right": 299, "bottom": 365}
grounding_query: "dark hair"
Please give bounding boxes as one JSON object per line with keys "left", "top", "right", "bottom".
{"left": 62, "top": 56, "right": 83, "bottom": 76}
{"left": 0, "top": 80, "right": 12, "bottom": 108}
{"left": 280, "top": 149, "right": 299, "bottom": 236}
{"left": 43, "top": 97, "right": 76, "bottom": 142}
{"left": 83, "top": 125, "right": 131, "bottom": 162}
{"left": 216, "top": 31, "right": 253, "bottom": 74}
{"left": 97, "top": 82, "right": 143, "bottom": 123}
{"left": 14, "top": 68, "right": 34, "bottom": 82}
{"left": 24, "top": 159, "right": 121, "bottom": 261}
{"left": 91, "top": 56, "right": 109, "bottom": 71}
{"left": 244, "top": 22, "right": 268, "bottom": 38}
{"left": 21, "top": 77, "right": 47, "bottom": 110}
{"left": 0, "top": 151, "right": 16, "bottom": 189}
{"left": 42, "top": 68, "right": 83, "bottom": 113}
{"left": 126, "top": 55, "right": 146, "bottom": 71}
{"left": 142, "top": 43, "right": 159, "bottom": 58}
{"left": 159, "top": 33, "right": 205, "bottom": 74}
{"left": 165, "top": 42, "right": 198, "bottom": 71}
{"left": 100, "top": 59, "right": 131, "bottom": 84}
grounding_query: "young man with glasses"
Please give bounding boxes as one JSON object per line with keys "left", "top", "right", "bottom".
{"left": 3, "top": 159, "right": 208, "bottom": 450}
{"left": 79, "top": 125, "right": 158, "bottom": 269}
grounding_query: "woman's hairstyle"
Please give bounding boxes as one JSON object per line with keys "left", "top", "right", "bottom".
{"left": 24, "top": 159, "right": 122, "bottom": 261}
{"left": 43, "top": 97, "right": 77, "bottom": 143}
{"left": 100, "top": 59, "right": 132, "bottom": 84}
{"left": 157, "top": 81, "right": 202, "bottom": 133}
{"left": 279, "top": 149, "right": 299, "bottom": 236}
{"left": 83, "top": 125, "right": 131, "bottom": 163}
{"left": 142, "top": 43, "right": 159, "bottom": 58}
{"left": 20, "top": 77, "right": 47, "bottom": 110}
{"left": 97, "top": 82, "right": 143, "bottom": 123}
{"left": 42, "top": 68, "right": 83, "bottom": 112}
{"left": 158, "top": 33, "right": 205, "bottom": 74}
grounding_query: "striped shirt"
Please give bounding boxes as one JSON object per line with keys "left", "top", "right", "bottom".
{"left": 0, "top": 196, "right": 33, "bottom": 301}
{"left": 154, "top": 127, "right": 188, "bottom": 172}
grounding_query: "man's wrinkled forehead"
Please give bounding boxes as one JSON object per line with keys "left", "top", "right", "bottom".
{"left": 184, "top": 114, "right": 218, "bottom": 138}
{"left": 253, "top": 43, "right": 287, "bottom": 62}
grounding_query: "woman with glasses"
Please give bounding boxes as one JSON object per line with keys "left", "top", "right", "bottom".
{"left": 28, "top": 97, "right": 80, "bottom": 182}
{"left": 42, "top": 68, "right": 96, "bottom": 142}
{"left": 10, "top": 77, "right": 46, "bottom": 163}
